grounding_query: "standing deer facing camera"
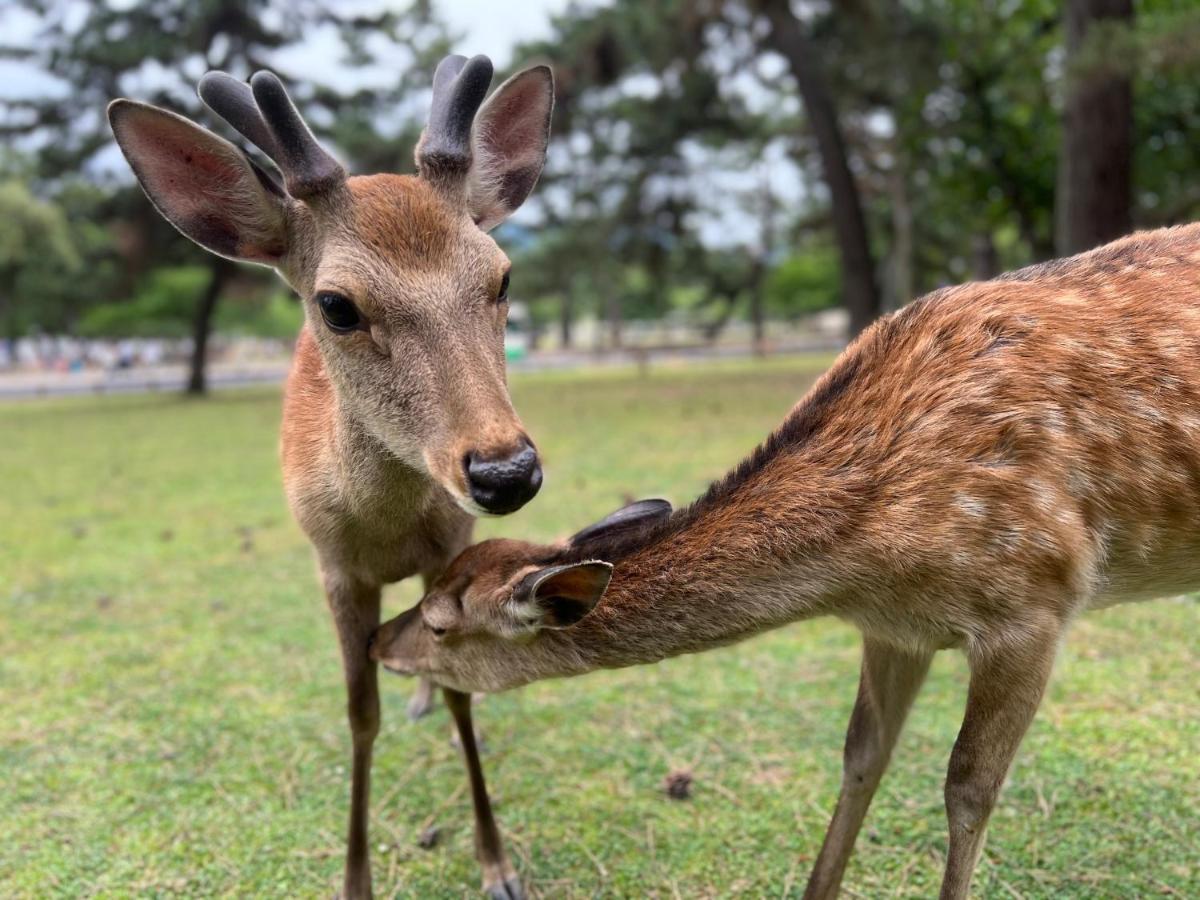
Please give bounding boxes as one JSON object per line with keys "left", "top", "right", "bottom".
{"left": 373, "top": 225, "right": 1200, "bottom": 897}
{"left": 109, "top": 55, "right": 552, "bottom": 899}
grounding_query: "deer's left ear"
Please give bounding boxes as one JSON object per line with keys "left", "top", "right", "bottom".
{"left": 468, "top": 65, "right": 554, "bottom": 231}
{"left": 511, "top": 561, "right": 611, "bottom": 630}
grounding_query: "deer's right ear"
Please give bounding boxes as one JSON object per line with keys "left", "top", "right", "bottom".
{"left": 108, "top": 99, "right": 289, "bottom": 265}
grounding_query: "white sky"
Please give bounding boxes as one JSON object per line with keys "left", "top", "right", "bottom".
{"left": 441, "top": 0, "right": 576, "bottom": 67}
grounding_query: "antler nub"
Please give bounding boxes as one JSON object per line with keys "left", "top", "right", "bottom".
{"left": 197, "top": 69, "right": 344, "bottom": 202}
{"left": 418, "top": 54, "right": 494, "bottom": 180}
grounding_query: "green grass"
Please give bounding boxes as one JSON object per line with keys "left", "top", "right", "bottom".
{"left": 1, "top": 356, "right": 1196, "bottom": 899}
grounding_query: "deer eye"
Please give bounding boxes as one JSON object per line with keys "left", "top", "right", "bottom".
{"left": 429, "top": 625, "right": 447, "bottom": 638}
{"left": 316, "top": 292, "right": 363, "bottom": 333}
{"left": 497, "top": 272, "right": 510, "bottom": 303}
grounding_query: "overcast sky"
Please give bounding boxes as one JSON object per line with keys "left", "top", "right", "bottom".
{"left": 441, "top": 0, "right": 576, "bottom": 66}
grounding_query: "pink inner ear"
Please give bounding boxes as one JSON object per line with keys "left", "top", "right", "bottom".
{"left": 114, "top": 105, "right": 285, "bottom": 262}
{"left": 478, "top": 75, "right": 550, "bottom": 165}
{"left": 126, "top": 117, "right": 242, "bottom": 212}
{"left": 537, "top": 564, "right": 610, "bottom": 602}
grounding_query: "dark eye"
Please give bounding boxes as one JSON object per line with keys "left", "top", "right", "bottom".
{"left": 430, "top": 625, "right": 447, "bottom": 637}
{"left": 316, "top": 292, "right": 363, "bottom": 333}
{"left": 497, "top": 272, "right": 510, "bottom": 303}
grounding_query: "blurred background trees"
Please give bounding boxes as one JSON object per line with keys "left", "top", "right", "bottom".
{"left": 2, "top": 0, "right": 1200, "bottom": 391}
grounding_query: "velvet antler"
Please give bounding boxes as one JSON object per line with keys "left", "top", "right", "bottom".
{"left": 416, "top": 54, "right": 494, "bottom": 182}
{"left": 197, "top": 70, "right": 344, "bottom": 201}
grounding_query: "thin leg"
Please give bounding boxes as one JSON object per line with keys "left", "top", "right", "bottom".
{"left": 939, "top": 627, "right": 1060, "bottom": 900}
{"left": 444, "top": 688, "right": 524, "bottom": 900}
{"left": 325, "top": 571, "right": 383, "bottom": 900}
{"left": 406, "top": 677, "right": 437, "bottom": 721}
{"left": 408, "top": 575, "right": 444, "bottom": 721}
{"left": 804, "top": 638, "right": 933, "bottom": 900}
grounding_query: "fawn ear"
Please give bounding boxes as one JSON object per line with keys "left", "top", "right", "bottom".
{"left": 468, "top": 65, "right": 554, "bottom": 231}
{"left": 108, "top": 99, "right": 289, "bottom": 265}
{"left": 570, "top": 499, "right": 673, "bottom": 547}
{"left": 511, "top": 561, "right": 612, "bottom": 630}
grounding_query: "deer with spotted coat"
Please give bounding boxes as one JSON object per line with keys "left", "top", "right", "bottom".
{"left": 372, "top": 225, "right": 1200, "bottom": 897}
{"left": 109, "top": 54, "right": 551, "bottom": 899}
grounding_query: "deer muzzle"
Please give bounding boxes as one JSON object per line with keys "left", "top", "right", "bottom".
{"left": 463, "top": 439, "right": 542, "bottom": 515}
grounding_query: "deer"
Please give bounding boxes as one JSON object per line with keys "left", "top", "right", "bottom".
{"left": 370, "top": 223, "right": 1200, "bottom": 898}
{"left": 107, "top": 54, "right": 553, "bottom": 899}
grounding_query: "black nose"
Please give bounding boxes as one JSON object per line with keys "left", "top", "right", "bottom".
{"left": 365, "top": 632, "right": 376, "bottom": 654}
{"left": 465, "top": 440, "right": 542, "bottom": 514}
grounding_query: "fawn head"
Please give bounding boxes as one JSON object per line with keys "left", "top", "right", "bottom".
{"left": 369, "top": 499, "right": 673, "bottom": 691}
{"left": 108, "top": 56, "right": 553, "bottom": 515}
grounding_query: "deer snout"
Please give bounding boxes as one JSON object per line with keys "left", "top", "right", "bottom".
{"left": 369, "top": 605, "right": 420, "bottom": 673}
{"left": 464, "top": 439, "right": 542, "bottom": 515}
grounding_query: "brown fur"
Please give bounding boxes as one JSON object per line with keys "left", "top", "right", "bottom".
{"left": 373, "top": 224, "right": 1200, "bottom": 898}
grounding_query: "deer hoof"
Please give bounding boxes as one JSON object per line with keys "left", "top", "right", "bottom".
{"left": 485, "top": 874, "right": 525, "bottom": 900}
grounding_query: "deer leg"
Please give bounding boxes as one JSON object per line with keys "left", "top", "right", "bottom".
{"left": 444, "top": 688, "right": 524, "bottom": 900}
{"left": 326, "top": 573, "right": 383, "bottom": 900}
{"left": 406, "top": 677, "right": 437, "bottom": 721}
{"left": 407, "top": 573, "right": 447, "bottom": 721}
{"left": 804, "top": 638, "right": 933, "bottom": 900}
{"left": 938, "top": 626, "right": 1060, "bottom": 900}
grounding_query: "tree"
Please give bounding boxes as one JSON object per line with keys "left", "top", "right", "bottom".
{"left": 752, "top": 0, "right": 882, "bottom": 338}
{"left": 1058, "top": 0, "right": 1134, "bottom": 255}
{"left": 0, "top": 180, "right": 80, "bottom": 342}
{"left": 1, "top": 0, "right": 453, "bottom": 393}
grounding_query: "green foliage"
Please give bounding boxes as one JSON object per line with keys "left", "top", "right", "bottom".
{"left": 0, "top": 179, "right": 81, "bottom": 337}
{"left": 76, "top": 266, "right": 208, "bottom": 339}
{"left": 76, "top": 266, "right": 303, "bottom": 339}
{"left": 765, "top": 246, "right": 841, "bottom": 318}
{"left": 2, "top": 361, "right": 1196, "bottom": 897}
{"left": 215, "top": 292, "right": 304, "bottom": 339}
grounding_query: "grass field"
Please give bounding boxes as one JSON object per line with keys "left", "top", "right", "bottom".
{"left": 2, "top": 357, "right": 1197, "bottom": 899}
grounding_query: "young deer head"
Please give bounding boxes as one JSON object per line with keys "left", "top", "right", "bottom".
{"left": 370, "top": 499, "right": 673, "bottom": 691}
{"left": 108, "top": 56, "right": 553, "bottom": 515}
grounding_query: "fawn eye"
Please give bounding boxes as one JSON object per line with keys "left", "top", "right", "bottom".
{"left": 497, "top": 272, "right": 510, "bottom": 303}
{"left": 429, "top": 625, "right": 447, "bottom": 638}
{"left": 316, "top": 292, "right": 363, "bottom": 333}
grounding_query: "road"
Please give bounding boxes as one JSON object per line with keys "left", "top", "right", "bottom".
{"left": 0, "top": 339, "right": 842, "bottom": 400}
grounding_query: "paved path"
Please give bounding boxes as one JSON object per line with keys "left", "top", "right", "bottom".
{"left": 0, "top": 339, "right": 842, "bottom": 400}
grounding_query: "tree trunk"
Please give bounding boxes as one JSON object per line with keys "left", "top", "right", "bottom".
{"left": 751, "top": 169, "right": 773, "bottom": 355}
{"left": 756, "top": 0, "right": 882, "bottom": 338}
{"left": 749, "top": 262, "right": 767, "bottom": 356}
{"left": 606, "top": 291, "right": 622, "bottom": 350}
{"left": 186, "top": 257, "right": 235, "bottom": 396}
{"left": 888, "top": 149, "right": 914, "bottom": 311}
{"left": 559, "top": 290, "right": 573, "bottom": 349}
{"left": 1057, "top": 0, "right": 1133, "bottom": 255}
{"left": 972, "top": 233, "right": 1000, "bottom": 280}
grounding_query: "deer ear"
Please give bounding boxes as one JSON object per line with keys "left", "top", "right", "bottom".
{"left": 570, "top": 499, "right": 673, "bottom": 547}
{"left": 512, "top": 561, "right": 611, "bottom": 630}
{"left": 108, "top": 99, "right": 289, "bottom": 265}
{"left": 468, "top": 65, "right": 554, "bottom": 231}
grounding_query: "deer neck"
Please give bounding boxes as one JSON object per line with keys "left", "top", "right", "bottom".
{"left": 528, "top": 464, "right": 858, "bottom": 682}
